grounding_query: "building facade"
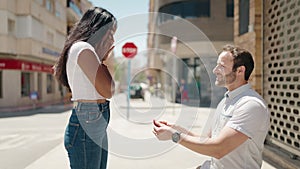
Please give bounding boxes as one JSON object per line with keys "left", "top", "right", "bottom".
{"left": 149, "top": 0, "right": 300, "bottom": 164}
{"left": 234, "top": 0, "right": 300, "bottom": 163}
{"left": 148, "top": 0, "right": 234, "bottom": 106}
{"left": 0, "top": 0, "right": 92, "bottom": 109}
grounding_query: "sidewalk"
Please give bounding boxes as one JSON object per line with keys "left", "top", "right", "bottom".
{"left": 0, "top": 98, "right": 72, "bottom": 114}
{"left": 0, "top": 100, "right": 72, "bottom": 118}
{"left": 23, "top": 95, "right": 279, "bottom": 169}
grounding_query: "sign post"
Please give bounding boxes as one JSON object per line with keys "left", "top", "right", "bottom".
{"left": 122, "top": 42, "right": 138, "bottom": 120}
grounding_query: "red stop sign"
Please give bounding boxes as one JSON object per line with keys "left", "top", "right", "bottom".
{"left": 122, "top": 42, "right": 137, "bottom": 58}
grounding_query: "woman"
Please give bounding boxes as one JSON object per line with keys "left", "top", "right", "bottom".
{"left": 54, "top": 7, "right": 116, "bottom": 169}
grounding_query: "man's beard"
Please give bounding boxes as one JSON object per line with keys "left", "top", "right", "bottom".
{"left": 215, "top": 71, "right": 236, "bottom": 87}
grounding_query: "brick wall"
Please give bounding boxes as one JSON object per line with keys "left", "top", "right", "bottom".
{"left": 234, "top": 0, "right": 262, "bottom": 95}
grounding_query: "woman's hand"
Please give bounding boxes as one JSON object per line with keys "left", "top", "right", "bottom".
{"left": 94, "top": 29, "right": 115, "bottom": 62}
{"left": 153, "top": 120, "right": 176, "bottom": 141}
{"left": 101, "top": 46, "right": 114, "bottom": 62}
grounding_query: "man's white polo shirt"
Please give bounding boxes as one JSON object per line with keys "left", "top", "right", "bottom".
{"left": 210, "top": 83, "right": 270, "bottom": 169}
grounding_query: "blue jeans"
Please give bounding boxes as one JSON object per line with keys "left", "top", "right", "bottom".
{"left": 64, "top": 101, "right": 110, "bottom": 169}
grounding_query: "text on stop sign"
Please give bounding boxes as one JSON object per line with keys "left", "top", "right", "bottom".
{"left": 122, "top": 48, "right": 137, "bottom": 53}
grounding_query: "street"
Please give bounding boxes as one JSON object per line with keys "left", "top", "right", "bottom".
{"left": 0, "top": 94, "right": 276, "bottom": 169}
{"left": 0, "top": 105, "right": 70, "bottom": 169}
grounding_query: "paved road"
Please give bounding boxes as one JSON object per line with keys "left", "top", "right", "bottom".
{"left": 0, "top": 105, "right": 70, "bottom": 169}
{"left": 0, "top": 94, "right": 276, "bottom": 169}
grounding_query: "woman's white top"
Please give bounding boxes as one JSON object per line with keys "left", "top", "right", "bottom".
{"left": 66, "top": 41, "right": 105, "bottom": 101}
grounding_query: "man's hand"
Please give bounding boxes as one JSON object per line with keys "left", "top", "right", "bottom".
{"left": 153, "top": 120, "right": 194, "bottom": 136}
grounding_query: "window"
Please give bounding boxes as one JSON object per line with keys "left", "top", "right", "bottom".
{"left": 0, "top": 71, "right": 2, "bottom": 98}
{"left": 158, "top": 0, "right": 210, "bottom": 23}
{"left": 8, "top": 19, "right": 15, "bottom": 36}
{"left": 47, "top": 74, "right": 54, "bottom": 94}
{"left": 46, "top": 0, "right": 54, "bottom": 13}
{"left": 183, "top": 0, "right": 210, "bottom": 18}
{"left": 35, "top": 0, "right": 43, "bottom": 5}
{"left": 21, "top": 72, "right": 31, "bottom": 97}
{"left": 239, "top": 0, "right": 250, "bottom": 35}
{"left": 55, "top": 1, "right": 62, "bottom": 18}
{"left": 226, "top": 0, "right": 234, "bottom": 17}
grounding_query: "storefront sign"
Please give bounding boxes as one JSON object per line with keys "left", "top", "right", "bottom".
{"left": 42, "top": 47, "right": 60, "bottom": 57}
{"left": 0, "top": 59, "right": 53, "bottom": 73}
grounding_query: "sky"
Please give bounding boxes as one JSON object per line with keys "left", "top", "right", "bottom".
{"left": 89, "top": 0, "right": 149, "bottom": 57}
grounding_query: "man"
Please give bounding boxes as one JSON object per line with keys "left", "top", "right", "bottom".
{"left": 153, "top": 45, "right": 270, "bottom": 169}
{"left": 180, "top": 79, "right": 189, "bottom": 102}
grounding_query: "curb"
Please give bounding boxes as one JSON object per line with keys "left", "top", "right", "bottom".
{"left": 0, "top": 99, "right": 72, "bottom": 113}
{"left": 0, "top": 102, "right": 72, "bottom": 118}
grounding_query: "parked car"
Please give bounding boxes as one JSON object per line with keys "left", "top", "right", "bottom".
{"left": 130, "top": 83, "right": 147, "bottom": 100}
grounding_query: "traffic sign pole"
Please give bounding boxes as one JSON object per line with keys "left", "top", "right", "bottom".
{"left": 122, "top": 42, "right": 138, "bottom": 120}
{"left": 127, "top": 60, "right": 131, "bottom": 120}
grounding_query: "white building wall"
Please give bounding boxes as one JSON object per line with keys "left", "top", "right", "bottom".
{"left": 0, "top": 0, "right": 92, "bottom": 109}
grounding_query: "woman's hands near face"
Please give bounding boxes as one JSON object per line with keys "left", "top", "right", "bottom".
{"left": 101, "top": 46, "right": 114, "bottom": 62}
{"left": 95, "top": 30, "right": 115, "bottom": 62}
